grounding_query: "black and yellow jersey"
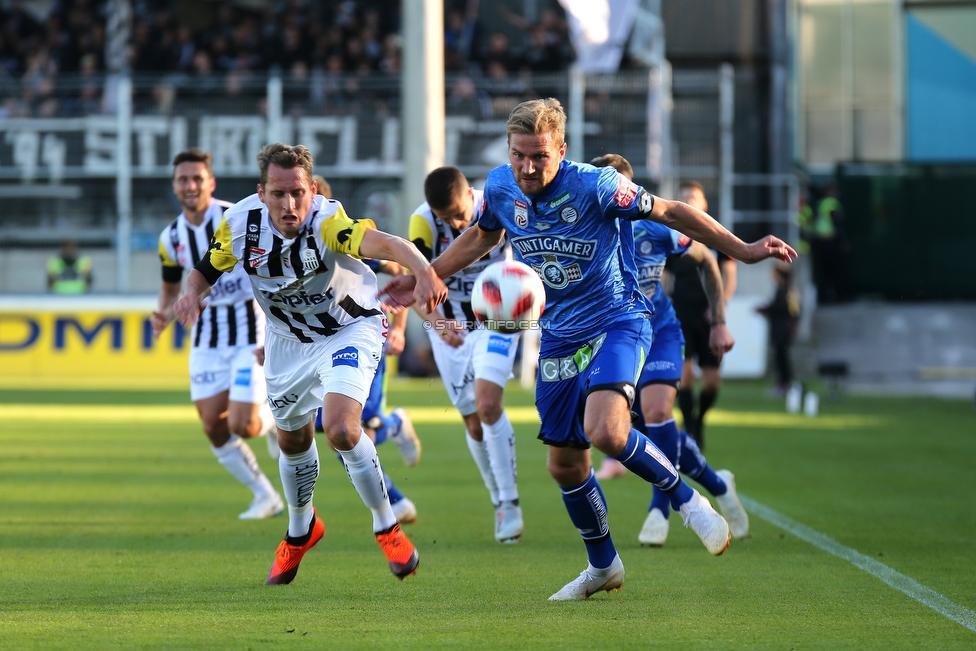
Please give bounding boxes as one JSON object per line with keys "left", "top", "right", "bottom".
{"left": 199, "top": 194, "right": 383, "bottom": 344}
{"left": 408, "top": 189, "right": 510, "bottom": 329}
{"left": 158, "top": 199, "right": 263, "bottom": 348}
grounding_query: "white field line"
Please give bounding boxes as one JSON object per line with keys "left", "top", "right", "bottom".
{"left": 740, "top": 495, "right": 976, "bottom": 634}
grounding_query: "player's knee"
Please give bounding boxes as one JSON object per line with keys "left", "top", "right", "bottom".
{"left": 642, "top": 404, "right": 673, "bottom": 424}
{"left": 200, "top": 416, "right": 228, "bottom": 443}
{"left": 547, "top": 455, "right": 587, "bottom": 486}
{"left": 475, "top": 397, "right": 503, "bottom": 425}
{"left": 320, "top": 416, "right": 360, "bottom": 450}
{"left": 226, "top": 414, "right": 253, "bottom": 438}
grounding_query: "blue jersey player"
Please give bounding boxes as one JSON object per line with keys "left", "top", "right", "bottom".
{"left": 381, "top": 99, "right": 796, "bottom": 600}
{"left": 590, "top": 154, "right": 750, "bottom": 547}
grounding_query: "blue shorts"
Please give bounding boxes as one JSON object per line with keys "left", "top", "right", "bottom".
{"left": 638, "top": 317, "right": 684, "bottom": 388}
{"left": 536, "top": 316, "right": 651, "bottom": 449}
{"left": 362, "top": 354, "right": 387, "bottom": 422}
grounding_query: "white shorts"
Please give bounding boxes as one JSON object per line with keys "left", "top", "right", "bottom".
{"left": 264, "top": 317, "right": 385, "bottom": 431}
{"left": 188, "top": 344, "right": 267, "bottom": 403}
{"left": 428, "top": 327, "right": 519, "bottom": 416}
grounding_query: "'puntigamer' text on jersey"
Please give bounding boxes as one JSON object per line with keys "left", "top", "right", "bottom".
{"left": 159, "top": 199, "right": 264, "bottom": 348}
{"left": 478, "top": 160, "right": 653, "bottom": 340}
{"left": 409, "top": 188, "right": 512, "bottom": 329}
{"left": 200, "top": 194, "right": 383, "bottom": 343}
{"left": 632, "top": 220, "right": 692, "bottom": 329}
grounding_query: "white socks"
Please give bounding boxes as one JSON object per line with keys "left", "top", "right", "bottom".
{"left": 279, "top": 438, "right": 319, "bottom": 538}
{"left": 212, "top": 434, "right": 276, "bottom": 499}
{"left": 467, "top": 431, "right": 500, "bottom": 505}
{"left": 258, "top": 403, "right": 277, "bottom": 437}
{"left": 483, "top": 412, "right": 519, "bottom": 503}
{"left": 338, "top": 433, "right": 396, "bottom": 533}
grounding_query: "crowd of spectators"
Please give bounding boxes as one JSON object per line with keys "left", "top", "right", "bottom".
{"left": 0, "top": 0, "right": 576, "bottom": 120}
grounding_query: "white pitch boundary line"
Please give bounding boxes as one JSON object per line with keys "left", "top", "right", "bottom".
{"left": 740, "top": 495, "right": 976, "bottom": 634}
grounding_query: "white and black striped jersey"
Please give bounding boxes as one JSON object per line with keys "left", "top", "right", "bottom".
{"left": 199, "top": 193, "right": 383, "bottom": 344}
{"left": 408, "top": 189, "right": 511, "bottom": 329}
{"left": 159, "top": 200, "right": 264, "bottom": 349}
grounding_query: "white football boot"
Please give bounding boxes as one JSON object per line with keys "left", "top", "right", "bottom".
{"left": 678, "top": 490, "right": 731, "bottom": 555}
{"left": 391, "top": 497, "right": 418, "bottom": 525}
{"left": 390, "top": 408, "right": 421, "bottom": 467}
{"left": 239, "top": 491, "right": 285, "bottom": 520}
{"left": 548, "top": 555, "right": 625, "bottom": 601}
{"left": 715, "top": 469, "right": 749, "bottom": 539}
{"left": 638, "top": 508, "right": 670, "bottom": 546}
{"left": 494, "top": 500, "right": 523, "bottom": 543}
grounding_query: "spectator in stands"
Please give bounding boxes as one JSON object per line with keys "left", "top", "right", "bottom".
{"left": 479, "top": 31, "right": 522, "bottom": 76}
{"left": 447, "top": 74, "right": 492, "bottom": 119}
{"left": 47, "top": 241, "right": 93, "bottom": 294}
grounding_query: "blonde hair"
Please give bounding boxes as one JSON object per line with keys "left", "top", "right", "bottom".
{"left": 507, "top": 98, "right": 566, "bottom": 145}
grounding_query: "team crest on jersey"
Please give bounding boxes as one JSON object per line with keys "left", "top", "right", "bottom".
{"left": 301, "top": 248, "right": 319, "bottom": 272}
{"left": 249, "top": 246, "right": 266, "bottom": 268}
{"left": 638, "top": 239, "right": 654, "bottom": 256}
{"left": 559, "top": 205, "right": 579, "bottom": 225}
{"left": 534, "top": 255, "right": 582, "bottom": 290}
{"left": 614, "top": 177, "right": 639, "bottom": 208}
{"left": 514, "top": 200, "right": 529, "bottom": 228}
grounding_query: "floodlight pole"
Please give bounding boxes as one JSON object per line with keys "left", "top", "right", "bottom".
{"left": 400, "top": 0, "right": 445, "bottom": 237}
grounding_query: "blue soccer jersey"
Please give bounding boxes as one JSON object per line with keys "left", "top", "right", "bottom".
{"left": 478, "top": 160, "right": 653, "bottom": 341}
{"left": 632, "top": 220, "right": 692, "bottom": 330}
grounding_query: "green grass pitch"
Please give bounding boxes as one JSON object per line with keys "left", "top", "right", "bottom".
{"left": 1, "top": 380, "right": 974, "bottom": 650}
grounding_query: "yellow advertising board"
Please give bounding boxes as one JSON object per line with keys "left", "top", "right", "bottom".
{"left": 0, "top": 296, "right": 190, "bottom": 389}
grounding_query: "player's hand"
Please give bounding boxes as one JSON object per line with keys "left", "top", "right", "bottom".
{"left": 709, "top": 323, "right": 735, "bottom": 361}
{"left": 150, "top": 309, "right": 173, "bottom": 339}
{"left": 740, "top": 236, "right": 797, "bottom": 264}
{"left": 173, "top": 294, "right": 203, "bottom": 329}
{"left": 385, "top": 328, "right": 405, "bottom": 355}
{"left": 413, "top": 268, "right": 448, "bottom": 313}
{"left": 430, "top": 318, "right": 466, "bottom": 348}
{"left": 379, "top": 275, "right": 418, "bottom": 311}
{"left": 254, "top": 345, "right": 266, "bottom": 366}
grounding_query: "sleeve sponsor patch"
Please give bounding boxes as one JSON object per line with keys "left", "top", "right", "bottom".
{"left": 613, "top": 175, "right": 638, "bottom": 208}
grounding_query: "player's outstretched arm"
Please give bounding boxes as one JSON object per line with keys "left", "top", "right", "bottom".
{"left": 684, "top": 241, "right": 734, "bottom": 359}
{"left": 151, "top": 280, "right": 182, "bottom": 339}
{"left": 648, "top": 197, "right": 797, "bottom": 264}
{"left": 173, "top": 269, "right": 214, "bottom": 329}
{"left": 359, "top": 229, "right": 447, "bottom": 313}
{"left": 379, "top": 226, "right": 503, "bottom": 310}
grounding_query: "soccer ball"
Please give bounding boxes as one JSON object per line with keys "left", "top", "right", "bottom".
{"left": 471, "top": 260, "right": 546, "bottom": 332}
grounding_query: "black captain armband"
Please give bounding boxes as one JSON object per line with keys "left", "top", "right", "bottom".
{"left": 196, "top": 250, "right": 224, "bottom": 286}
{"left": 161, "top": 265, "right": 183, "bottom": 284}
{"left": 710, "top": 320, "right": 726, "bottom": 327}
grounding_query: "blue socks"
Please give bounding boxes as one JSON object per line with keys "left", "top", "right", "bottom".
{"left": 679, "top": 432, "right": 727, "bottom": 496}
{"left": 371, "top": 412, "right": 399, "bottom": 447}
{"left": 615, "top": 427, "right": 694, "bottom": 512}
{"left": 560, "top": 471, "right": 617, "bottom": 569}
